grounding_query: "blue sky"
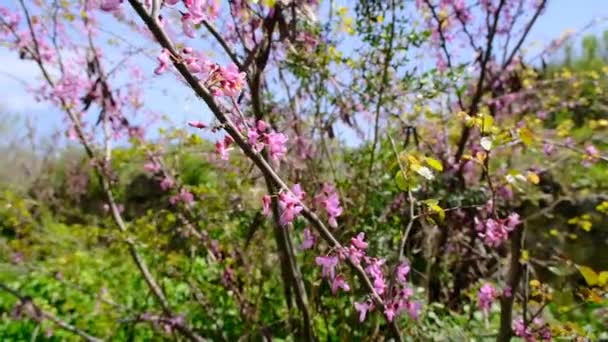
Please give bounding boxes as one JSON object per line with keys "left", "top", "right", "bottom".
{"left": 0, "top": 0, "right": 606, "bottom": 145}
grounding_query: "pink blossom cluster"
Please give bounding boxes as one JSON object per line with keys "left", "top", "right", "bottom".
{"left": 583, "top": 144, "right": 600, "bottom": 167}
{"left": 50, "top": 73, "right": 91, "bottom": 107}
{"left": 314, "top": 233, "right": 420, "bottom": 322}
{"left": 477, "top": 283, "right": 498, "bottom": 312}
{"left": 143, "top": 161, "right": 161, "bottom": 173}
{"left": 160, "top": 176, "right": 175, "bottom": 191}
{"left": 474, "top": 212, "right": 521, "bottom": 247}
{"left": 262, "top": 184, "right": 306, "bottom": 226}
{"left": 301, "top": 228, "right": 317, "bottom": 250}
{"left": 314, "top": 183, "right": 343, "bottom": 228}
{"left": 169, "top": 188, "right": 194, "bottom": 205}
{"left": 513, "top": 317, "right": 552, "bottom": 342}
{"left": 247, "top": 120, "right": 288, "bottom": 161}
{"left": 154, "top": 48, "right": 246, "bottom": 98}
{"left": 0, "top": 6, "right": 20, "bottom": 32}
{"left": 215, "top": 135, "right": 234, "bottom": 160}
{"left": 164, "top": 0, "right": 220, "bottom": 38}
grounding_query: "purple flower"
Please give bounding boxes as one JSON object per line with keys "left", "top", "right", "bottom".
{"left": 478, "top": 283, "right": 498, "bottom": 312}
{"left": 154, "top": 49, "right": 171, "bottom": 75}
{"left": 265, "top": 132, "right": 288, "bottom": 161}
{"left": 346, "top": 246, "right": 365, "bottom": 265}
{"left": 160, "top": 177, "right": 174, "bottom": 191}
{"left": 351, "top": 232, "right": 368, "bottom": 250}
{"left": 373, "top": 276, "right": 387, "bottom": 295}
{"left": 354, "top": 301, "right": 374, "bottom": 322}
{"left": 215, "top": 135, "right": 233, "bottom": 161}
{"left": 405, "top": 300, "right": 422, "bottom": 320}
{"left": 143, "top": 162, "right": 161, "bottom": 173}
{"left": 262, "top": 195, "right": 271, "bottom": 216}
{"left": 396, "top": 262, "right": 410, "bottom": 284}
{"left": 543, "top": 142, "right": 555, "bottom": 156}
{"left": 331, "top": 274, "right": 350, "bottom": 294}
{"left": 187, "top": 121, "right": 206, "bottom": 129}
{"left": 384, "top": 302, "right": 397, "bottom": 322}
{"left": 100, "top": 0, "right": 122, "bottom": 11}
{"left": 315, "top": 183, "right": 343, "bottom": 228}
{"left": 315, "top": 255, "right": 338, "bottom": 279}
{"left": 301, "top": 228, "right": 316, "bottom": 250}
{"left": 583, "top": 144, "right": 600, "bottom": 167}
{"left": 181, "top": 13, "right": 196, "bottom": 38}
{"left": 506, "top": 213, "right": 521, "bottom": 231}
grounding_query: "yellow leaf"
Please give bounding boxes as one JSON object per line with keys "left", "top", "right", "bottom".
{"left": 429, "top": 203, "right": 445, "bottom": 221}
{"left": 521, "top": 249, "right": 529, "bottom": 262}
{"left": 580, "top": 221, "right": 592, "bottom": 232}
{"left": 482, "top": 114, "right": 494, "bottom": 131}
{"left": 425, "top": 157, "right": 443, "bottom": 172}
{"left": 598, "top": 272, "right": 608, "bottom": 286}
{"left": 519, "top": 127, "right": 534, "bottom": 146}
{"left": 527, "top": 171, "right": 540, "bottom": 184}
{"left": 578, "top": 265, "right": 598, "bottom": 286}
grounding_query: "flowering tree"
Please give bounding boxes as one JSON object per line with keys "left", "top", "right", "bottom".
{"left": 0, "top": 0, "right": 607, "bottom": 340}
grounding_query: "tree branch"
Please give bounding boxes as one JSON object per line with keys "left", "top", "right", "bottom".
{"left": 126, "top": 0, "right": 402, "bottom": 339}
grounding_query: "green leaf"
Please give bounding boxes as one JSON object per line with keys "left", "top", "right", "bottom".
{"left": 394, "top": 170, "right": 408, "bottom": 191}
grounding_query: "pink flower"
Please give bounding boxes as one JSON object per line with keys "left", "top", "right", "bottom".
{"left": 154, "top": 49, "right": 171, "bottom": 75}
{"left": 181, "top": 13, "right": 196, "bottom": 38}
{"left": 478, "top": 283, "right": 498, "bottom": 312}
{"left": 291, "top": 184, "right": 306, "bottom": 200}
{"left": 513, "top": 318, "right": 531, "bottom": 341}
{"left": 218, "top": 63, "right": 246, "bottom": 97}
{"left": 160, "top": 177, "right": 175, "bottom": 191}
{"left": 164, "top": 0, "right": 180, "bottom": 4}
{"left": 215, "top": 135, "right": 234, "bottom": 160}
{"left": 373, "top": 276, "right": 386, "bottom": 295}
{"left": 315, "top": 255, "right": 338, "bottom": 279}
{"left": 0, "top": 6, "right": 20, "bottom": 29}
{"left": 170, "top": 189, "right": 194, "bottom": 205}
{"left": 186, "top": 0, "right": 219, "bottom": 22}
{"left": 278, "top": 193, "right": 303, "bottom": 226}
{"left": 301, "top": 228, "right": 316, "bottom": 250}
{"left": 247, "top": 129, "right": 264, "bottom": 152}
{"left": 354, "top": 301, "right": 373, "bottom": 322}
{"left": 543, "top": 142, "right": 555, "bottom": 156}
{"left": 346, "top": 246, "right": 365, "bottom": 265}
{"left": 331, "top": 274, "right": 350, "bottom": 294}
{"left": 315, "top": 183, "right": 343, "bottom": 228}
{"left": 276, "top": 184, "right": 306, "bottom": 226}
{"left": 506, "top": 213, "right": 521, "bottom": 230}
{"left": 384, "top": 303, "right": 397, "bottom": 322}
{"left": 143, "top": 162, "right": 161, "bottom": 173}
{"left": 351, "top": 232, "right": 368, "bottom": 250}
{"left": 583, "top": 144, "right": 600, "bottom": 167}
{"left": 405, "top": 301, "right": 422, "bottom": 320}
{"left": 257, "top": 120, "right": 268, "bottom": 132}
{"left": 262, "top": 195, "right": 271, "bottom": 216}
{"left": 475, "top": 217, "right": 515, "bottom": 247}
{"left": 396, "top": 262, "right": 410, "bottom": 284}
{"left": 265, "top": 132, "right": 288, "bottom": 161}
{"left": 184, "top": 56, "right": 202, "bottom": 73}
{"left": 503, "top": 286, "right": 512, "bottom": 298}
{"left": 100, "top": 0, "right": 122, "bottom": 11}
{"left": 187, "top": 121, "right": 207, "bottom": 129}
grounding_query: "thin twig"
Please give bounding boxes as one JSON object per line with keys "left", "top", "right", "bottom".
{"left": 0, "top": 283, "right": 104, "bottom": 342}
